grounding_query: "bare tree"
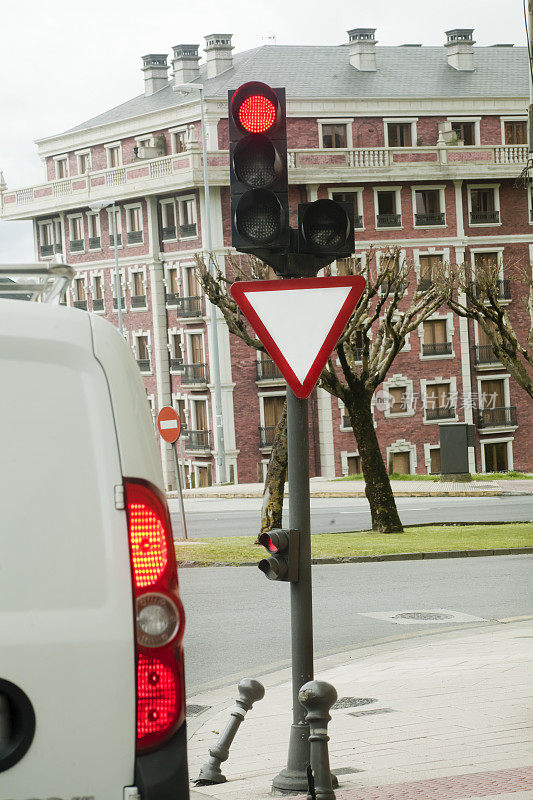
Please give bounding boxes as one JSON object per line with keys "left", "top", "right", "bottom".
{"left": 195, "top": 248, "right": 446, "bottom": 534}
{"left": 443, "top": 257, "right": 533, "bottom": 400}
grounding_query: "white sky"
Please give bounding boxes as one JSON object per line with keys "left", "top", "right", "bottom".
{"left": 0, "top": 0, "right": 528, "bottom": 261}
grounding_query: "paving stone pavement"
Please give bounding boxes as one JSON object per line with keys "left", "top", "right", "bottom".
{"left": 187, "top": 620, "right": 533, "bottom": 800}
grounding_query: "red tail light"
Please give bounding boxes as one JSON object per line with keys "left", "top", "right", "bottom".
{"left": 125, "top": 479, "right": 186, "bottom": 752}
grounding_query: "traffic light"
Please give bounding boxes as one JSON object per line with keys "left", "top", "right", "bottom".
{"left": 258, "top": 529, "right": 299, "bottom": 582}
{"left": 298, "top": 199, "right": 355, "bottom": 260}
{"left": 229, "top": 81, "right": 289, "bottom": 253}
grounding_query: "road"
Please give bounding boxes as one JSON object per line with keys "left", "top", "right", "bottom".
{"left": 179, "top": 554, "right": 532, "bottom": 694}
{"left": 171, "top": 495, "right": 533, "bottom": 539}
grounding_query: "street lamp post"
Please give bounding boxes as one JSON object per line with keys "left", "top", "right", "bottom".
{"left": 178, "top": 82, "right": 227, "bottom": 484}
{"left": 89, "top": 200, "right": 123, "bottom": 335}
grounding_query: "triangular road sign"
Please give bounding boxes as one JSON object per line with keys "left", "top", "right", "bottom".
{"left": 231, "top": 276, "right": 366, "bottom": 399}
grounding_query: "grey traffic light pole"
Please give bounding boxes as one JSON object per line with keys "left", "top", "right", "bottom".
{"left": 273, "top": 387, "right": 314, "bottom": 792}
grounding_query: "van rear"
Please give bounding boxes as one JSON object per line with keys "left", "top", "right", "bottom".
{"left": 0, "top": 301, "right": 188, "bottom": 799}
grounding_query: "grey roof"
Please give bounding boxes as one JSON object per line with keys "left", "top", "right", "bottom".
{"left": 62, "top": 44, "right": 529, "bottom": 136}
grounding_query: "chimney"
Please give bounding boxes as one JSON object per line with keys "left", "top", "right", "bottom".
{"left": 204, "top": 33, "right": 234, "bottom": 78}
{"left": 445, "top": 29, "right": 475, "bottom": 71}
{"left": 172, "top": 44, "right": 200, "bottom": 87}
{"left": 141, "top": 54, "right": 169, "bottom": 96}
{"left": 348, "top": 28, "right": 378, "bottom": 71}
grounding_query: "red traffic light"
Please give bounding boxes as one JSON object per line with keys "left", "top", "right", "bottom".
{"left": 231, "top": 81, "right": 280, "bottom": 135}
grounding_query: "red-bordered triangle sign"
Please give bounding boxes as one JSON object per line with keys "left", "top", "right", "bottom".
{"left": 231, "top": 276, "right": 366, "bottom": 399}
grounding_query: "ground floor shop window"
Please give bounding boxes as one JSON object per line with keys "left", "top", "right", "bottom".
{"left": 483, "top": 441, "right": 508, "bottom": 472}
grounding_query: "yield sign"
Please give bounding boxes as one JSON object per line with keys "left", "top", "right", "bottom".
{"left": 230, "top": 276, "right": 366, "bottom": 399}
{"left": 157, "top": 406, "right": 182, "bottom": 443}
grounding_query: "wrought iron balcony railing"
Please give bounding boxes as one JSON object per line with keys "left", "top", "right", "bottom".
{"left": 170, "top": 358, "right": 184, "bottom": 372}
{"left": 127, "top": 231, "right": 143, "bottom": 245}
{"left": 473, "top": 344, "right": 500, "bottom": 365}
{"left": 92, "top": 298, "right": 104, "bottom": 312}
{"left": 109, "top": 233, "right": 122, "bottom": 247}
{"left": 73, "top": 300, "right": 87, "bottom": 310}
{"left": 181, "top": 363, "right": 207, "bottom": 384}
{"left": 88, "top": 236, "right": 101, "bottom": 249}
{"left": 470, "top": 210, "right": 500, "bottom": 224}
{"left": 256, "top": 358, "right": 283, "bottom": 380}
{"left": 477, "top": 406, "right": 517, "bottom": 428}
{"left": 137, "top": 358, "right": 151, "bottom": 373}
{"left": 70, "top": 239, "right": 84, "bottom": 252}
{"left": 180, "top": 223, "right": 197, "bottom": 238}
{"left": 376, "top": 213, "right": 402, "bottom": 228}
{"left": 162, "top": 225, "right": 177, "bottom": 240}
{"left": 354, "top": 215, "right": 363, "bottom": 228}
{"left": 422, "top": 342, "right": 453, "bottom": 357}
{"left": 259, "top": 426, "right": 276, "bottom": 448}
{"left": 471, "top": 279, "right": 511, "bottom": 301}
{"left": 175, "top": 296, "right": 202, "bottom": 317}
{"left": 415, "top": 212, "right": 446, "bottom": 226}
{"left": 113, "top": 297, "right": 126, "bottom": 310}
{"left": 40, "top": 244, "right": 54, "bottom": 257}
{"left": 425, "top": 405, "right": 456, "bottom": 421}
{"left": 417, "top": 277, "right": 433, "bottom": 291}
{"left": 183, "top": 429, "right": 211, "bottom": 451}
{"left": 131, "top": 295, "right": 147, "bottom": 308}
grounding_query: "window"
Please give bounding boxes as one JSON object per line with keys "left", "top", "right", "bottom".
{"left": 126, "top": 206, "right": 143, "bottom": 244}
{"left": 179, "top": 198, "right": 197, "bottom": 237}
{"left": 332, "top": 191, "right": 363, "bottom": 228}
{"left": 473, "top": 251, "right": 498, "bottom": 270}
{"left": 172, "top": 130, "right": 187, "bottom": 154}
{"left": 484, "top": 442, "right": 508, "bottom": 472}
{"left": 471, "top": 188, "right": 495, "bottom": 213}
{"left": 185, "top": 266, "right": 201, "bottom": 297}
{"left": 451, "top": 121, "right": 475, "bottom": 145}
{"left": 137, "top": 336, "right": 149, "bottom": 360}
{"left": 414, "top": 189, "right": 444, "bottom": 226}
{"left": 133, "top": 272, "right": 144, "bottom": 296}
{"left": 196, "top": 465, "right": 213, "bottom": 488}
{"left": 418, "top": 254, "right": 443, "bottom": 290}
{"left": 425, "top": 382, "right": 455, "bottom": 421}
{"left": 74, "top": 278, "right": 86, "bottom": 301}
{"left": 430, "top": 448, "right": 441, "bottom": 475}
{"left": 107, "top": 145, "right": 121, "bottom": 168}
{"left": 55, "top": 157, "right": 69, "bottom": 179}
{"left": 77, "top": 151, "right": 91, "bottom": 174}
{"left": 390, "top": 451, "right": 411, "bottom": 475}
{"left": 175, "top": 399, "right": 187, "bottom": 426}
{"left": 54, "top": 220, "right": 62, "bottom": 250}
{"left": 387, "top": 123, "right": 412, "bottom": 147}
{"left": 389, "top": 387, "right": 407, "bottom": 414}
{"left": 69, "top": 216, "right": 84, "bottom": 251}
{"left": 172, "top": 334, "right": 182, "bottom": 359}
{"left": 39, "top": 222, "right": 54, "bottom": 255}
{"left": 321, "top": 124, "right": 347, "bottom": 148}
{"left": 131, "top": 272, "right": 146, "bottom": 307}
{"left": 87, "top": 213, "right": 101, "bottom": 249}
{"left": 93, "top": 276, "right": 103, "bottom": 299}
{"left": 189, "top": 333, "right": 204, "bottom": 364}
{"left": 422, "top": 320, "right": 451, "bottom": 357}
{"left": 347, "top": 455, "right": 362, "bottom": 475}
{"left": 161, "top": 200, "right": 177, "bottom": 240}
{"left": 167, "top": 268, "right": 179, "bottom": 294}
{"left": 468, "top": 186, "right": 500, "bottom": 225}
{"left": 193, "top": 400, "right": 209, "bottom": 431}
{"left": 336, "top": 256, "right": 362, "bottom": 276}
{"left": 262, "top": 395, "right": 285, "bottom": 444}
{"left": 375, "top": 190, "right": 401, "bottom": 227}
{"left": 503, "top": 120, "right": 527, "bottom": 145}
{"left": 108, "top": 208, "right": 122, "bottom": 247}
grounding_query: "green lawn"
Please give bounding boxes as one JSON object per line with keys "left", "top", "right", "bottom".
{"left": 175, "top": 523, "right": 533, "bottom": 566}
{"left": 334, "top": 471, "right": 533, "bottom": 482}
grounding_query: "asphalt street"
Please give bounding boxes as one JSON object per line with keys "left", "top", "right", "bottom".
{"left": 171, "top": 495, "right": 533, "bottom": 539}
{"left": 178, "top": 554, "right": 532, "bottom": 694}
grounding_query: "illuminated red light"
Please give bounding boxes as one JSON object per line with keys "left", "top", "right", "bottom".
{"left": 238, "top": 94, "right": 276, "bottom": 133}
{"left": 128, "top": 501, "right": 168, "bottom": 589}
{"left": 137, "top": 653, "right": 179, "bottom": 743}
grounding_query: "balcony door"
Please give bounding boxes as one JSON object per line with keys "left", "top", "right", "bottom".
{"left": 190, "top": 333, "right": 203, "bottom": 364}
{"left": 186, "top": 267, "right": 201, "bottom": 297}
{"left": 194, "top": 400, "right": 208, "bottom": 431}
{"left": 480, "top": 379, "right": 505, "bottom": 409}
{"left": 263, "top": 395, "right": 285, "bottom": 430}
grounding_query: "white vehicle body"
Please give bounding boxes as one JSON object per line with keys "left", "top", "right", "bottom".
{"left": 0, "top": 300, "right": 188, "bottom": 799}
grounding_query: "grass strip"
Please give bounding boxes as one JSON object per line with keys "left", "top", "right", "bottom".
{"left": 175, "top": 523, "right": 533, "bottom": 566}
{"left": 334, "top": 471, "right": 533, "bottom": 482}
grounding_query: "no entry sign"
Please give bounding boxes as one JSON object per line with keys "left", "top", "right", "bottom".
{"left": 157, "top": 406, "right": 181, "bottom": 443}
{"left": 231, "top": 276, "right": 366, "bottom": 398}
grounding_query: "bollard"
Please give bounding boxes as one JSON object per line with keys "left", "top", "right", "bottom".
{"left": 195, "top": 678, "right": 265, "bottom": 785}
{"left": 299, "top": 680, "right": 338, "bottom": 800}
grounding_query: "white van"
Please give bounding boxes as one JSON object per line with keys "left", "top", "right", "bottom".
{"left": 0, "top": 296, "right": 189, "bottom": 799}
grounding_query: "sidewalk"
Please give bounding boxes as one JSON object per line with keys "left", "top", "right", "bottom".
{"left": 188, "top": 619, "right": 533, "bottom": 800}
{"left": 174, "top": 478, "right": 533, "bottom": 501}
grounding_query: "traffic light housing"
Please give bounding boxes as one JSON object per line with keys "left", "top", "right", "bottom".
{"left": 229, "top": 82, "right": 289, "bottom": 253}
{"left": 258, "top": 529, "right": 299, "bottom": 582}
{"left": 298, "top": 199, "right": 355, "bottom": 259}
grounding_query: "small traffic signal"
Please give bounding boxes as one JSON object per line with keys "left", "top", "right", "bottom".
{"left": 229, "top": 82, "right": 289, "bottom": 253}
{"left": 298, "top": 199, "right": 355, "bottom": 260}
{"left": 258, "top": 529, "right": 299, "bottom": 582}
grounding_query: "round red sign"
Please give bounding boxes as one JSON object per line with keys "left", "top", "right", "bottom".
{"left": 157, "top": 406, "right": 181, "bottom": 443}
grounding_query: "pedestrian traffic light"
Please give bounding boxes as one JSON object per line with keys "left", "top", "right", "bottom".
{"left": 258, "top": 529, "right": 299, "bottom": 582}
{"left": 229, "top": 82, "right": 289, "bottom": 253}
{"left": 298, "top": 199, "right": 355, "bottom": 260}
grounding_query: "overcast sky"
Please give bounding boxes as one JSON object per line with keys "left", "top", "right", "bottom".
{"left": 0, "top": 0, "right": 528, "bottom": 261}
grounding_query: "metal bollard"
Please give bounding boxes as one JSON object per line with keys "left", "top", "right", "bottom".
{"left": 299, "top": 680, "right": 338, "bottom": 800}
{"left": 195, "top": 678, "right": 265, "bottom": 785}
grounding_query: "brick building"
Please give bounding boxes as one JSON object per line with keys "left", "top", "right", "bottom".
{"left": 2, "top": 27, "right": 532, "bottom": 487}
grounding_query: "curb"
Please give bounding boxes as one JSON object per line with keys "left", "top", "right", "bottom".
{"left": 169, "top": 489, "right": 515, "bottom": 500}
{"left": 176, "top": 546, "right": 533, "bottom": 568}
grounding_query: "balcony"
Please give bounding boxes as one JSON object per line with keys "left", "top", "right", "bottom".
{"left": 469, "top": 210, "right": 500, "bottom": 225}
{"left": 127, "top": 231, "right": 143, "bottom": 245}
{"left": 137, "top": 359, "right": 151, "bottom": 373}
{"left": 471, "top": 279, "right": 511, "bottom": 301}
{"left": 473, "top": 344, "right": 500, "bottom": 366}
{"left": 131, "top": 295, "right": 147, "bottom": 309}
{"left": 40, "top": 244, "right": 54, "bottom": 257}
{"left": 162, "top": 225, "right": 177, "bottom": 240}
{"left": 70, "top": 239, "right": 84, "bottom": 252}
{"left": 259, "top": 426, "right": 276, "bottom": 448}
{"left": 183, "top": 429, "right": 211, "bottom": 451}
{"left": 88, "top": 236, "right": 101, "bottom": 249}
{"left": 73, "top": 300, "right": 87, "bottom": 310}
{"left": 170, "top": 358, "right": 184, "bottom": 372}
{"left": 92, "top": 298, "right": 104, "bottom": 312}
{"left": 181, "top": 363, "right": 207, "bottom": 384}
{"left": 477, "top": 406, "right": 517, "bottom": 429}
{"left": 376, "top": 213, "right": 401, "bottom": 228}
{"left": 2, "top": 145, "right": 528, "bottom": 222}
{"left": 175, "top": 296, "right": 202, "bottom": 318}
{"left": 425, "top": 405, "right": 456, "bottom": 421}
{"left": 256, "top": 358, "right": 283, "bottom": 381}
{"left": 180, "top": 223, "right": 197, "bottom": 238}
{"left": 110, "top": 233, "right": 122, "bottom": 247}
{"left": 415, "top": 212, "right": 445, "bottom": 226}
{"left": 113, "top": 297, "right": 126, "bottom": 310}
{"left": 422, "top": 342, "right": 453, "bottom": 357}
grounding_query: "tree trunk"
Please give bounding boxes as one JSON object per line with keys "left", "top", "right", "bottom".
{"left": 346, "top": 384, "right": 403, "bottom": 533}
{"left": 258, "top": 403, "right": 288, "bottom": 539}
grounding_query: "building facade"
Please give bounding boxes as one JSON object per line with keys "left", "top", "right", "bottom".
{"left": 2, "top": 28, "right": 532, "bottom": 487}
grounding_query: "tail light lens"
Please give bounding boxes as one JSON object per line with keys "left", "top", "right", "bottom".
{"left": 125, "top": 479, "right": 186, "bottom": 752}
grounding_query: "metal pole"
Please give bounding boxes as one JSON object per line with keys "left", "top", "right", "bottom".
{"left": 112, "top": 200, "right": 123, "bottom": 335}
{"left": 199, "top": 87, "right": 227, "bottom": 484}
{"left": 273, "top": 387, "right": 314, "bottom": 793}
{"left": 171, "top": 441, "right": 188, "bottom": 540}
